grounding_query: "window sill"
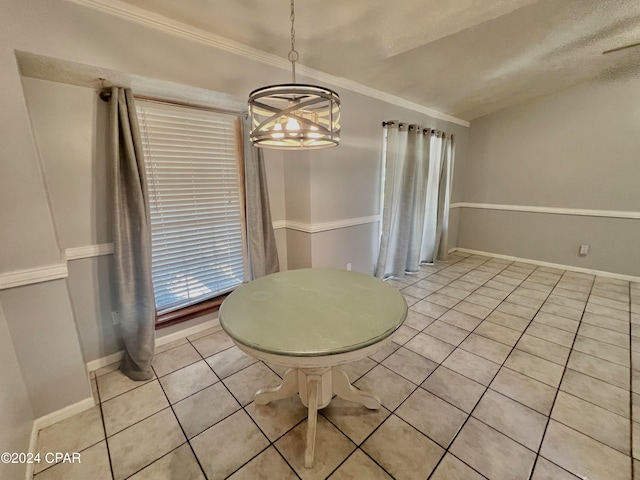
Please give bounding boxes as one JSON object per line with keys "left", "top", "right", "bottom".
{"left": 155, "top": 295, "right": 228, "bottom": 330}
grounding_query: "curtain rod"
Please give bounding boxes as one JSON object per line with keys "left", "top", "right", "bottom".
{"left": 98, "top": 89, "right": 246, "bottom": 117}
{"left": 382, "top": 120, "right": 448, "bottom": 137}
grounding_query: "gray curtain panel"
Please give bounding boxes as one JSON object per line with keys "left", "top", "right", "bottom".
{"left": 375, "top": 122, "right": 455, "bottom": 279}
{"left": 435, "top": 134, "right": 455, "bottom": 261}
{"left": 405, "top": 128, "right": 430, "bottom": 273}
{"left": 243, "top": 117, "right": 280, "bottom": 279}
{"left": 420, "top": 132, "right": 455, "bottom": 264}
{"left": 376, "top": 123, "right": 414, "bottom": 279}
{"left": 110, "top": 87, "right": 156, "bottom": 380}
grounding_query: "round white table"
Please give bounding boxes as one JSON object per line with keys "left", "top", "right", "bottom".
{"left": 219, "top": 268, "right": 407, "bottom": 467}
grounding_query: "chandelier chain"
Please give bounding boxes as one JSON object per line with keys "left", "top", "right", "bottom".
{"left": 288, "top": 0, "right": 298, "bottom": 83}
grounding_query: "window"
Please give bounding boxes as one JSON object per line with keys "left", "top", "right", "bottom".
{"left": 136, "top": 99, "right": 246, "bottom": 326}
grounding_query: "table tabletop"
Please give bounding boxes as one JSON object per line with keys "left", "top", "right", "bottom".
{"left": 219, "top": 268, "right": 407, "bottom": 357}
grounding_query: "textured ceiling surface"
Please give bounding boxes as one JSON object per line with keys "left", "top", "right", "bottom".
{"left": 113, "top": 0, "right": 640, "bottom": 120}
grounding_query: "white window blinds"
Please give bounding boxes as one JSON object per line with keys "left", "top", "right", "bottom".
{"left": 136, "top": 100, "right": 246, "bottom": 315}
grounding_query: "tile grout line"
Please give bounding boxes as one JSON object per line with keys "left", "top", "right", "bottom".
{"left": 100, "top": 339, "right": 291, "bottom": 479}
{"left": 327, "top": 254, "right": 493, "bottom": 479}
{"left": 525, "top": 271, "right": 596, "bottom": 480}
{"left": 391, "top": 254, "right": 497, "bottom": 480}
{"left": 172, "top": 336, "right": 294, "bottom": 479}
{"left": 186, "top": 336, "right": 300, "bottom": 480}
{"left": 100, "top": 342, "right": 221, "bottom": 479}
{"left": 85, "top": 255, "right": 634, "bottom": 480}
{"left": 122, "top": 331, "right": 333, "bottom": 478}
{"left": 440, "top": 265, "right": 608, "bottom": 475}
{"left": 424, "top": 260, "right": 558, "bottom": 480}
{"left": 94, "top": 376, "right": 116, "bottom": 480}
{"left": 398, "top": 271, "right": 632, "bottom": 480}
{"left": 343, "top": 253, "right": 529, "bottom": 478}
{"left": 260, "top": 264, "right": 629, "bottom": 477}
{"left": 320, "top": 255, "right": 471, "bottom": 479}
{"left": 94, "top": 267, "right": 556, "bottom": 480}
{"left": 357, "top": 255, "right": 511, "bottom": 479}
{"left": 186, "top": 335, "right": 306, "bottom": 479}
{"left": 152, "top": 355, "right": 210, "bottom": 480}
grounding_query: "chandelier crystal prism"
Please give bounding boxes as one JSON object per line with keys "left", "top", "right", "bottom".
{"left": 248, "top": 0, "right": 341, "bottom": 149}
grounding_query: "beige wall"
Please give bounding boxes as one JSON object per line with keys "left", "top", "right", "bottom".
{"left": 0, "top": 4, "right": 92, "bottom": 444}
{"left": 459, "top": 209, "right": 640, "bottom": 276}
{"left": 21, "top": 78, "right": 123, "bottom": 362}
{"left": 0, "top": 281, "right": 91, "bottom": 416}
{"left": 311, "top": 224, "right": 380, "bottom": 273}
{"left": 0, "top": 4, "right": 469, "bottom": 464}
{"left": 459, "top": 74, "right": 640, "bottom": 275}
{"left": 286, "top": 74, "right": 469, "bottom": 270}
{"left": 0, "top": 303, "right": 34, "bottom": 480}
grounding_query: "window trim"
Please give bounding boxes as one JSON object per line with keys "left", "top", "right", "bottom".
{"left": 133, "top": 95, "right": 249, "bottom": 328}
{"left": 155, "top": 295, "right": 227, "bottom": 329}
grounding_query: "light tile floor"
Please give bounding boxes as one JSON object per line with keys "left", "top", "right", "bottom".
{"left": 33, "top": 252, "right": 640, "bottom": 480}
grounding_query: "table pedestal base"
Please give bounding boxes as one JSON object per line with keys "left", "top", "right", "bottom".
{"left": 254, "top": 367, "right": 381, "bottom": 468}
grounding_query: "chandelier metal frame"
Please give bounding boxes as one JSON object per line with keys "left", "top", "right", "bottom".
{"left": 248, "top": 0, "right": 341, "bottom": 150}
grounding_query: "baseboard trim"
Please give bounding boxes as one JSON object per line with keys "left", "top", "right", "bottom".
{"left": 26, "top": 422, "right": 38, "bottom": 480}
{"left": 85, "top": 350, "right": 124, "bottom": 375}
{"left": 33, "top": 397, "right": 96, "bottom": 431}
{"left": 155, "top": 318, "right": 221, "bottom": 348}
{"left": 453, "top": 247, "right": 640, "bottom": 283}
{"left": 85, "top": 319, "right": 221, "bottom": 375}
{"left": 26, "top": 396, "right": 96, "bottom": 478}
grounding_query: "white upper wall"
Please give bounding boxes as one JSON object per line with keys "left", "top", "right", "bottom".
{"left": 307, "top": 84, "right": 469, "bottom": 225}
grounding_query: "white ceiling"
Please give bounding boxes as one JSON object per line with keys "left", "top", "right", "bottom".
{"left": 103, "top": 0, "right": 640, "bottom": 120}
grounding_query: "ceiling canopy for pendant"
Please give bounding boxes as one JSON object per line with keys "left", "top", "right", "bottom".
{"left": 248, "top": 0, "right": 341, "bottom": 150}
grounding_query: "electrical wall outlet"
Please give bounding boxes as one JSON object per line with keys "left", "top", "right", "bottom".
{"left": 346, "top": 263, "right": 352, "bottom": 271}
{"left": 579, "top": 244, "right": 590, "bottom": 256}
{"left": 111, "top": 311, "right": 120, "bottom": 325}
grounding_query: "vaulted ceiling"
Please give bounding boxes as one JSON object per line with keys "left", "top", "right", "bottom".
{"left": 108, "top": 0, "right": 640, "bottom": 120}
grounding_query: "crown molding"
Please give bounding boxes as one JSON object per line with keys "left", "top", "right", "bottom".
{"left": 66, "top": 0, "right": 470, "bottom": 127}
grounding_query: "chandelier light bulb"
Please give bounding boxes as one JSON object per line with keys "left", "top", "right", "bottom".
{"left": 271, "top": 122, "right": 285, "bottom": 139}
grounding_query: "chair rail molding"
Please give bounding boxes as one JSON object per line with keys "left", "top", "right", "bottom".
{"left": 0, "top": 263, "right": 68, "bottom": 290}
{"left": 61, "top": 216, "right": 382, "bottom": 264}
{"left": 450, "top": 202, "right": 640, "bottom": 220}
{"left": 284, "top": 215, "right": 381, "bottom": 234}
{"left": 65, "top": 243, "right": 115, "bottom": 260}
